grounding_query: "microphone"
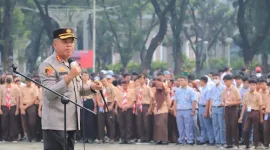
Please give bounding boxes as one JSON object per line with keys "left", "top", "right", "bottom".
{"left": 67, "top": 58, "right": 82, "bottom": 80}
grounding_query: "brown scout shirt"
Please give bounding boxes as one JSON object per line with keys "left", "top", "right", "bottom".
{"left": 222, "top": 85, "right": 241, "bottom": 106}
{"left": 264, "top": 92, "right": 270, "bottom": 113}
{"left": 103, "top": 84, "right": 116, "bottom": 103}
{"left": 82, "top": 81, "right": 94, "bottom": 100}
{"left": 116, "top": 88, "right": 136, "bottom": 109}
{"left": 128, "top": 80, "right": 136, "bottom": 89}
{"left": 20, "top": 85, "right": 38, "bottom": 105}
{"left": 136, "top": 85, "right": 153, "bottom": 105}
{"left": 152, "top": 88, "right": 170, "bottom": 114}
{"left": 259, "top": 89, "right": 269, "bottom": 109}
{"left": 0, "top": 84, "right": 20, "bottom": 106}
{"left": 244, "top": 91, "right": 263, "bottom": 110}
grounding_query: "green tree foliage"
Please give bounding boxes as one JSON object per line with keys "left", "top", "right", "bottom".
{"left": 101, "top": 0, "right": 156, "bottom": 68}
{"left": 184, "top": 0, "right": 235, "bottom": 76}
{"left": 235, "top": 0, "right": 270, "bottom": 66}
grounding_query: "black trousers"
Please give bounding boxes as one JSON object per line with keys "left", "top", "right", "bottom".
{"left": 35, "top": 104, "right": 42, "bottom": 141}
{"left": 82, "top": 99, "right": 97, "bottom": 140}
{"left": 43, "top": 130, "right": 75, "bottom": 150}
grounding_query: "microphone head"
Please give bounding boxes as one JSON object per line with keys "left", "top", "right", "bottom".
{"left": 68, "top": 58, "right": 74, "bottom": 64}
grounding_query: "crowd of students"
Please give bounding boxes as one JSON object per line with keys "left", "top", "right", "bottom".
{"left": 1, "top": 66, "right": 270, "bottom": 150}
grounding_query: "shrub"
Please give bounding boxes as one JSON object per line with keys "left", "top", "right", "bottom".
{"left": 127, "top": 62, "right": 141, "bottom": 73}
{"left": 151, "top": 61, "right": 167, "bottom": 71}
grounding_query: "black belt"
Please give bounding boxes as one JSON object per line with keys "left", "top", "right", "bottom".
{"left": 225, "top": 105, "right": 238, "bottom": 108}
{"left": 212, "top": 106, "right": 223, "bottom": 108}
{"left": 199, "top": 105, "right": 206, "bottom": 107}
{"left": 177, "top": 109, "right": 192, "bottom": 111}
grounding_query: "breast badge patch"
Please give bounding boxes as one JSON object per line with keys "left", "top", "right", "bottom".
{"left": 45, "top": 67, "right": 54, "bottom": 76}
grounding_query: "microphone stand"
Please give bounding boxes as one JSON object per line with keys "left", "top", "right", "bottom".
{"left": 11, "top": 64, "right": 96, "bottom": 150}
{"left": 99, "top": 90, "right": 113, "bottom": 120}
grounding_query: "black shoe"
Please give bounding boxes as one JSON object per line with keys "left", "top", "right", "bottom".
{"left": 224, "top": 145, "right": 233, "bottom": 149}
{"left": 156, "top": 141, "right": 162, "bottom": 145}
{"left": 176, "top": 142, "right": 185, "bottom": 145}
{"left": 188, "top": 143, "right": 194, "bottom": 146}
{"left": 83, "top": 139, "right": 88, "bottom": 143}
{"left": 197, "top": 141, "right": 207, "bottom": 145}
{"left": 161, "top": 141, "right": 169, "bottom": 145}
{"left": 119, "top": 139, "right": 125, "bottom": 144}
{"left": 126, "top": 140, "right": 133, "bottom": 144}
{"left": 207, "top": 143, "right": 215, "bottom": 146}
{"left": 88, "top": 140, "right": 94, "bottom": 144}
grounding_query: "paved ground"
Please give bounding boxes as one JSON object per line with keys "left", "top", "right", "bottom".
{"left": 0, "top": 142, "right": 225, "bottom": 150}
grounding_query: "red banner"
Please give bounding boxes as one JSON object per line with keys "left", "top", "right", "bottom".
{"left": 71, "top": 50, "right": 93, "bottom": 69}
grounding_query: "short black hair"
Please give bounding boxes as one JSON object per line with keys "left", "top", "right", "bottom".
{"left": 212, "top": 73, "right": 220, "bottom": 77}
{"left": 242, "top": 76, "right": 249, "bottom": 82}
{"left": 234, "top": 75, "right": 242, "bottom": 80}
{"left": 178, "top": 76, "right": 188, "bottom": 80}
{"left": 112, "top": 80, "right": 118, "bottom": 87}
{"left": 157, "top": 72, "right": 163, "bottom": 76}
{"left": 258, "top": 78, "right": 267, "bottom": 83}
{"left": 223, "top": 74, "right": 233, "bottom": 80}
{"left": 123, "top": 73, "right": 130, "bottom": 78}
{"left": 131, "top": 72, "right": 138, "bottom": 76}
{"left": 249, "top": 79, "right": 257, "bottom": 84}
{"left": 138, "top": 74, "right": 147, "bottom": 79}
{"left": 187, "top": 74, "right": 195, "bottom": 81}
{"left": 267, "top": 82, "right": 270, "bottom": 86}
{"left": 241, "top": 67, "right": 247, "bottom": 71}
{"left": 200, "top": 76, "right": 208, "bottom": 83}
{"left": 218, "top": 69, "right": 223, "bottom": 73}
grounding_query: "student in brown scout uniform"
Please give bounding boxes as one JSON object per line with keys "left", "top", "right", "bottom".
{"left": 222, "top": 74, "right": 241, "bottom": 149}
{"left": 20, "top": 78, "right": 38, "bottom": 142}
{"left": 263, "top": 82, "right": 270, "bottom": 148}
{"left": 258, "top": 79, "right": 268, "bottom": 143}
{"left": 33, "top": 78, "right": 43, "bottom": 142}
{"left": 152, "top": 78, "right": 170, "bottom": 145}
{"left": 238, "top": 79, "right": 263, "bottom": 149}
{"left": 0, "top": 74, "right": 20, "bottom": 142}
{"left": 116, "top": 79, "right": 136, "bottom": 144}
{"left": 135, "top": 74, "right": 153, "bottom": 143}
{"left": 97, "top": 75, "right": 116, "bottom": 144}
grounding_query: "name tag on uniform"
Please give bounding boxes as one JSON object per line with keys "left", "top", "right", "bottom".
{"left": 265, "top": 114, "right": 269, "bottom": 121}
{"left": 247, "top": 106, "right": 252, "bottom": 112}
{"left": 59, "top": 71, "right": 68, "bottom": 75}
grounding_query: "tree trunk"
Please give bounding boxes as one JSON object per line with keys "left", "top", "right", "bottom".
{"left": 120, "top": 53, "right": 129, "bottom": 68}
{"left": 28, "top": 27, "right": 44, "bottom": 73}
{"left": 262, "top": 54, "right": 268, "bottom": 73}
{"left": 195, "top": 51, "right": 203, "bottom": 77}
{"left": 142, "top": 17, "right": 167, "bottom": 70}
{"left": 141, "top": 0, "right": 175, "bottom": 70}
{"left": 33, "top": 0, "right": 54, "bottom": 42}
{"left": 173, "top": 36, "right": 182, "bottom": 75}
{"left": 2, "top": 0, "right": 16, "bottom": 72}
{"left": 242, "top": 48, "right": 254, "bottom": 67}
